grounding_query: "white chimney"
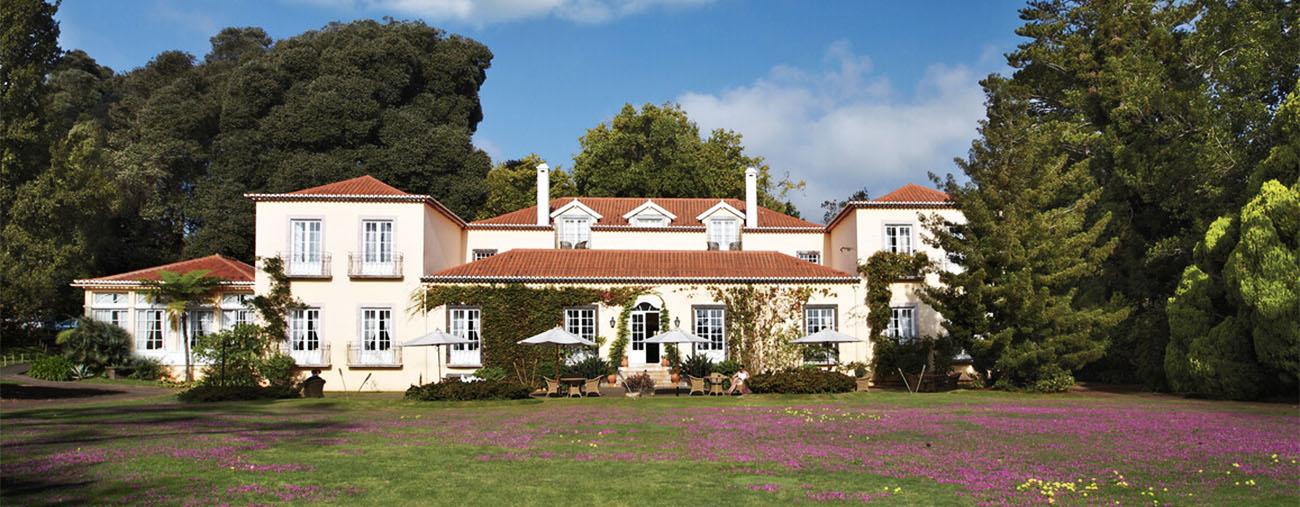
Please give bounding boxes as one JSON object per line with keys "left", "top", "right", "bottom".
{"left": 536, "top": 163, "right": 550, "bottom": 226}
{"left": 744, "top": 167, "right": 758, "bottom": 227}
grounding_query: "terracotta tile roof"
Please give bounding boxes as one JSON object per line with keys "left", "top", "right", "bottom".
{"left": 74, "top": 255, "right": 255, "bottom": 285}
{"left": 872, "top": 183, "right": 950, "bottom": 203}
{"left": 288, "top": 175, "right": 411, "bottom": 196}
{"left": 471, "top": 197, "right": 820, "bottom": 229}
{"left": 424, "top": 249, "right": 858, "bottom": 283}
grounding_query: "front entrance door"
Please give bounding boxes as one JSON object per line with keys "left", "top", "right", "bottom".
{"left": 630, "top": 302, "right": 661, "bottom": 365}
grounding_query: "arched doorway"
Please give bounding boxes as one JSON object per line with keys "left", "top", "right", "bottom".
{"left": 630, "top": 302, "right": 661, "bottom": 366}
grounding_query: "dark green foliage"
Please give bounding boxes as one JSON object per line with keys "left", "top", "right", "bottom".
{"left": 56, "top": 318, "right": 130, "bottom": 372}
{"left": 821, "top": 187, "right": 869, "bottom": 224}
{"left": 1, "top": 0, "right": 61, "bottom": 190}
{"left": 747, "top": 368, "right": 855, "bottom": 394}
{"left": 142, "top": 269, "right": 223, "bottom": 382}
{"left": 712, "top": 359, "right": 742, "bottom": 377}
{"left": 404, "top": 378, "right": 532, "bottom": 401}
{"left": 572, "top": 103, "right": 802, "bottom": 216}
{"left": 478, "top": 154, "right": 576, "bottom": 219}
{"left": 257, "top": 353, "right": 299, "bottom": 389}
{"left": 27, "top": 355, "right": 73, "bottom": 381}
{"left": 472, "top": 366, "right": 508, "bottom": 382}
{"left": 872, "top": 336, "right": 957, "bottom": 378}
{"left": 1165, "top": 178, "right": 1299, "bottom": 400}
{"left": 193, "top": 324, "right": 265, "bottom": 387}
{"left": 412, "top": 285, "right": 643, "bottom": 384}
{"left": 680, "top": 354, "right": 715, "bottom": 379}
{"left": 123, "top": 355, "right": 166, "bottom": 381}
{"left": 249, "top": 257, "right": 301, "bottom": 345}
{"left": 621, "top": 372, "right": 655, "bottom": 394}
{"left": 1026, "top": 366, "right": 1075, "bottom": 394}
{"left": 177, "top": 385, "right": 299, "bottom": 403}
{"left": 563, "top": 356, "right": 609, "bottom": 380}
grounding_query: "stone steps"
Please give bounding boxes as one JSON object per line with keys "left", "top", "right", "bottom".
{"left": 618, "top": 366, "right": 676, "bottom": 387}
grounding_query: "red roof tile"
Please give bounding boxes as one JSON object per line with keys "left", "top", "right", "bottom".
{"left": 424, "top": 249, "right": 857, "bottom": 282}
{"left": 872, "top": 183, "right": 950, "bottom": 203}
{"left": 77, "top": 255, "right": 255, "bottom": 284}
{"left": 289, "top": 175, "right": 411, "bottom": 196}
{"left": 472, "top": 197, "right": 820, "bottom": 229}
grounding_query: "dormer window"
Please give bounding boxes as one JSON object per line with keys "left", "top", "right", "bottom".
{"left": 623, "top": 200, "right": 675, "bottom": 227}
{"left": 557, "top": 217, "right": 591, "bottom": 249}
{"left": 707, "top": 218, "right": 741, "bottom": 251}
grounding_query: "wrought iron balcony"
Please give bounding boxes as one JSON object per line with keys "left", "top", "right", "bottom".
{"left": 279, "top": 342, "right": 331, "bottom": 368}
{"left": 347, "top": 344, "right": 402, "bottom": 368}
{"left": 348, "top": 253, "right": 404, "bottom": 279}
{"left": 283, "top": 253, "right": 332, "bottom": 279}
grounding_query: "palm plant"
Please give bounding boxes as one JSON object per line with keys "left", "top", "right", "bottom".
{"left": 143, "top": 269, "right": 222, "bottom": 382}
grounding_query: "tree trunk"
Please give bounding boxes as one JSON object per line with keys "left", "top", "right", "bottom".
{"left": 182, "top": 313, "right": 193, "bottom": 382}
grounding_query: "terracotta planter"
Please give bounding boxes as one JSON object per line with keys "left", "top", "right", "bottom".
{"left": 660, "top": 357, "right": 670, "bottom": 367}
{"left": 671, "top": 372, "right": 681, "bottom": 383}
{"left": 607, "top": 374, "right": 618, "bottom": 385}
{"left": 620, "top": 356, "right": 629, "bottom": 367}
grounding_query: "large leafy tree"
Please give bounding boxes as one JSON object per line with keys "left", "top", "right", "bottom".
{"left": 477, "top": 154, "right": 577, "bottom": 219}
{"left": 572, "top": 103, "right": 802, "bottom": 216}
{"left": 923, "top": 75, "right": 1130, "bottom": 389}
{"left": 0, "top": 0, "right": 61, "bottom": 195}
{"left": 957, "top": 0, "right": 1298, "bottom": 388}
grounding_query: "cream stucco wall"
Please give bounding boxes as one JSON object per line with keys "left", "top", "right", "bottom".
{"left": 463, "top": 228, "right": 552, "bottom": 261}
{"left": 79, "top": 286, "right": 254, "bottom": 373}
{"left": 464, "top": 228, "right": 825, "bottom": 262}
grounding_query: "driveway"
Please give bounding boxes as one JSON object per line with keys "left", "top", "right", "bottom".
{"left": 0, "top": 363, "right": 175, "bottom": 410}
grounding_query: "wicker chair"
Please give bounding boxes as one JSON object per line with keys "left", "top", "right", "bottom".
{"left": 686, "top": 375, "right": 706, "bottom": 396}
{"left": 543, "top": 377, "right": 561, "bottom": 397}
{"left": 583, "top": 377, "right": 602, "bottom": 397}
{"left": 707, "top": 373, "right": 727, "bottom": 396}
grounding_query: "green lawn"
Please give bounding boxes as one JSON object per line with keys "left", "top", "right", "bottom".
{"left": 2, "top": 390, "right": 1297, "bottom": 505}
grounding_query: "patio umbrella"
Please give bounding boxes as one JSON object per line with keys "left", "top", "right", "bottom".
{"left": 792, "top": 329, "right": 862, "bottom": 365}
{"left": 402, "top": 330, "right": 471, "bottom": 383}
{"left": 517, "top": 327, "right": 596, "bottom": 379}
{"left": 645, "top": 328, "right": 711, "bottom": 357}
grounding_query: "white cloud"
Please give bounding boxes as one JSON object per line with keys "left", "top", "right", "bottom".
{"left": 303, "top": 0, "right": 714, "bottom": 25}
{"left": 678, "top": 40, "right": 989, "bottom": 221}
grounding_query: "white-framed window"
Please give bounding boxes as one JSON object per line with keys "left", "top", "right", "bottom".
{"left": 290, "top": 308, "right": 321, "bottom": 351}
{"left": 885, "top": 224, "right": 913, "bottom": 254}
{"left": 557, "top": 217, "right": 591, "bottom": 249}
{"left": 189, "top": 310, "right": 214, "bottom": 346}
{"left": 888, "top": 306, "right": 917, "bottom": 343}
{"left": 694, "top": 307, "right": 726, "bottom": 361}
{"left": 360, "top": 308, "right": 392, "bottom": 351}
{"left": 92, "top": 292, "right": 129, "bottom": 306}
{"left": 564, "top": 307, "right": 596, "bottom": 341}
{"left": 472, "top": 249, "right": 498, "bottom": 261}
{"left": 223, "top": 309, "right": 255, "bottom": 328}
{"left": 361, "top": 219, "right": 394, "bottom": 266}
{"left": 290, "top": 219, "right": 323, "bottom": 273}
{"left": 797, "top": 251, "right": 822, "bottom": 264}
{"left": 632, "top": 216, "right": 668, "bottom": 227}
{"left": 92, "top": 310, "right": 129, "bottom": 328}
{"left": 708, "top": 218, "right": 740, "bottom": 250}
{"left": 136, "top": 310, "right": 165, "bottom": 351}
{"left": 449, "top": 307, "right": 481, "bottom": 365}
{"left": 220, "top": 293, "right": 253, "bottom": 308}
{"left": 804, "top": 305, "right": 838, "bottom": 363}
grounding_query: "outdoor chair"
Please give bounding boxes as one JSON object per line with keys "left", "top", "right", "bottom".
{"left": 583, "top": 377, "right": 602, "bottom": 397}
{"left": 543, "top": 377, "right": 561, "bottom": 397}
{"left": 686, "top": 375, "right": 706, "bottom": 396}
{"left": 569, "top": 381, "right": 584, "bottom": 398}
{"left": 707, "top": 373, "right": 727, "bottom": 396}
{"left": 855, "top": 377, "right": 871, "bottom": 392}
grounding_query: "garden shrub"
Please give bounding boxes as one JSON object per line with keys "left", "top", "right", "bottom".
{"left": 473, "top": 366, "right": 508, "bottom": 382}
{"left": 27, "top": 356, "right": 74, "bottom": 381}
{"left": 563, "top": 356, "right": 609, "bottom": 379}
{"left": 56, "top": 318, "right": 130, "bottom": 372}
{"left": 123, "top": 355, "right": 166, "bottom": 380}
{"left": 622, "top": 372, "right": 655, "bottom": 395}
{"left": 258, "top": 353, "right": 299, "bottom": 388}
{"left": 713, "top": 359, "right": 742, "bottom": 377}
{"left": 681, "top": 354, "right": 714, "bottom": 378}
{"left": 194, "top": 325, "right": 264, "bottom": 387}
{"left": 1028, "top": 367, "right": 1075, "bottom": 393}
{"left": 404, "top": 378, "right": 532, "bottom": 401}
{"left": 178, "top": 385, "right": 299, "bottom": 403}
{"left": 747, "top": 368, "right": 855, "bottom": 394}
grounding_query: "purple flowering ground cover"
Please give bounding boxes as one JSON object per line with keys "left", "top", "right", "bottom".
{"left": 1, "top": 389, "right": 1297, "bottom": 505}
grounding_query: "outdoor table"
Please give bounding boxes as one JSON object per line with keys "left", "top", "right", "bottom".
{"left": 560, "top": 377, "right": 586, "bottom": 397}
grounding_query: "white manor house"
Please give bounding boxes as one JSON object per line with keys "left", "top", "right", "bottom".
{"left": 73, "top": 167, "right": 962, "bottom": 391}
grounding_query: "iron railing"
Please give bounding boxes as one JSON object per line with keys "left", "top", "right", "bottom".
{"left": 347, "top": 252, "right": 403, "bottom": 279}
{"left": 283, "top": 253, "right": 332, "bottom": 278}
{"left": 347, "top": 344, "right": 402, "bottom": 367}
{"left": 279, "top": 342, "right": 331, "bottom": 367}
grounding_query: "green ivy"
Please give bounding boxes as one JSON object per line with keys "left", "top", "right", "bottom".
{"left": 706, "top": 285, "right": 826, "bottom": 373}
{"left": 411, "top": 284, "right": 644, "bottom": 383}
{"left": 859, "top": 251, "right": 936, "bottom": 375}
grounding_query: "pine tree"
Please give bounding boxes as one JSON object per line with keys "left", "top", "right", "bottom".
{"left": 924, "top": 76, "right": 1129, "bottom": 390}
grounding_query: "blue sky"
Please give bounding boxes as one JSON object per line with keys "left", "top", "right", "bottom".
{"left": 55, "top": 0, "right": 1026, "bottom": 220}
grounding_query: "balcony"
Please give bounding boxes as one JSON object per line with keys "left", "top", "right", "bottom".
{"left": 347, "top": 344, "right": 402, "bottom": 368}
{"left": 284, "top": 253, "right": 332, "bottom": 279}
{"left": 279, "top": 343, "right": 331, "bottom": 368}
{"left": 348, "top": 253, "right": 404, "bottom": 279}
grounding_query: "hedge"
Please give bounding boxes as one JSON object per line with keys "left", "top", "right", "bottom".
{"left": 748, "top": 368, "right": 856, "bottom": 394}
{"left": 177, "top": 385, "right": 299, "bottom": 402}
{"left": 404, "top": 378, "right": 532, "bottom": 401}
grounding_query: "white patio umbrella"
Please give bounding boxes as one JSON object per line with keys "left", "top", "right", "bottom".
{"left": 792, "top": 329, "right": 862, "bottom": 365}
{"left": 402, "top": 330, "right": 471, "bottom": 384}
{"left": 517, "top": 327, "right": 596, "bottom": 379}
{"left": 645, "top": 328, "right": 711, "bottom": 357}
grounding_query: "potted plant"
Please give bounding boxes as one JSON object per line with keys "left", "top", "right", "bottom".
{"left": 623, "top": 372, "right": 655, "bottom": 397}
{"left": 605, "top": 362, "right": 618, "bottom": 385}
